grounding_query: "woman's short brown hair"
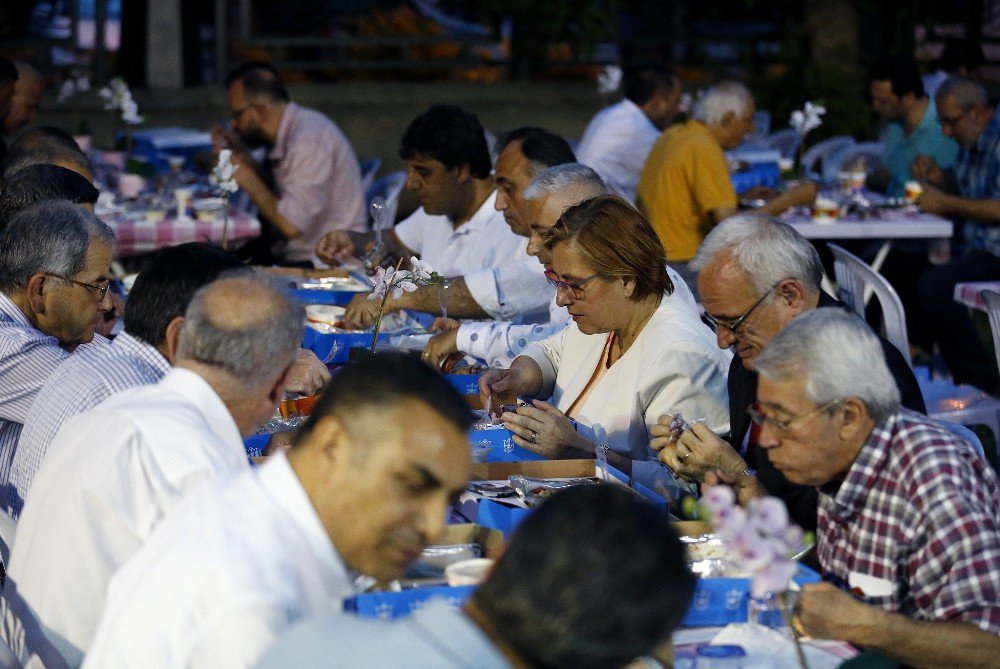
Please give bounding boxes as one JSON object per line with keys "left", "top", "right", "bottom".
{"left": 543, "top": 195, "right": 673, "bottom": 302}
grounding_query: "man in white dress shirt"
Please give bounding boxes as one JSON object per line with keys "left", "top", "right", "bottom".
{"left": 318, "top": 105, "right": 528, "bottom": 327}
{"left": 576, "top": 67, "right": 682, "bottom": 203}
{"left": 85, "top": 352, "right": 474, "bottom": 669}
{"left": 257, "top": 484, "right": 695, "bottom": 669}
{"left": 6, "top": 273, "right": 304, "bottom": 667}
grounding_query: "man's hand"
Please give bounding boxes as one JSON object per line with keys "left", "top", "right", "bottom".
{"left": 421, "top": 328, "right": 460, "bottom": 369}
{"left": 702, "top": 469, "right": 766, "bottom": 506}
{"left": 285, "top": 349, "right": 331, "bottom": 395}
{"left": 428, "top": 317, "right": 461, "bottom": 333}
{"left": 316, "top": 231, "right": 357, "bottom": 265}
{"left": 796, "top": 582, "right": 876, "bottom": 641}
{"left": 910, "top": 155, "right": 946, "bottom": 187}
{"left": 343, "top": 292, "right": 394, "bottom": 329}
{"left": 650, "top": 419, "right": 745, "bottom": 482}
{"left": 915, "top": 183, "right": 950, "bottom": 216}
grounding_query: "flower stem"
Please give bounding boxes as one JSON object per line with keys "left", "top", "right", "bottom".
{"left": 370, "top": 257, "right": 404, "bottom": 353}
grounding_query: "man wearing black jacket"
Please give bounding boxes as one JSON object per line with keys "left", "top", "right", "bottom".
{"left": 651, "top": 214, "right": 925, "bottom": 531}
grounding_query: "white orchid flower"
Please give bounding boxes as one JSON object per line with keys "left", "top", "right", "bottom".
{"left": 409, "top": 257, "right": 434, "bottom": 281}
{"left": 597, "top": 65, "right": 623, "bottom": 95}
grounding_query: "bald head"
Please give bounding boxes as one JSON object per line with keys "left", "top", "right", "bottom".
{"left": 5, "top": 62, "right": 43, "bottom": 133}
{"left": 176, "top": 273, "right": 304, "bottom": 389}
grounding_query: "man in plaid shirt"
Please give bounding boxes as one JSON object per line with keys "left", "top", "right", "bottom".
{"left": 752, "top": 308, "right": 1000, "bottom": 665}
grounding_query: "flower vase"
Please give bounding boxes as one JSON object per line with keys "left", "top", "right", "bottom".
{"left": 747, "top": 590, "right": 794, "bottom": 629}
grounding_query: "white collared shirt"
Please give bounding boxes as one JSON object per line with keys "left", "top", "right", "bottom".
{"left": 85, "top": 452, "right": 355, "bottom": 669}
{"left": 7, "top": 367, "right": 247, "bottom": 666}
{"left": 393, "top": 191, "right": 525, "bottom": 278}
{"left": 576, "top": 99, "right": 663, "bottom": 203}
{"left": 463, "top": 255, "right": 553, "bottom": 321}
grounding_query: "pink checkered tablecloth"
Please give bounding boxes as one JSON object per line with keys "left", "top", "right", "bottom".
{"left": 954, "top": 281, "right": 1000, "bottom": 312}
{"left": 99, "top": 210, "right": 261, "bottom": 258}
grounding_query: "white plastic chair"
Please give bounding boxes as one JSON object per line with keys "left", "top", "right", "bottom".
{"left": 765, "top": 128, "right": 801, "bottom": 159}
{"left": 358, "top": 157, "right": 382, "bottom": 195}
{"left": 825, "top": 141, "right": 885, "bottom": 180}
{"left": 982, "top": 290, "right": 1000, "bottom": 374}
{"left": 829, "top": 244, "right": 1000, "bottom": 461}
{"left": 800, "top": 136, "right": 855, "bottom": 183}
{"left": 364, "top": 171, "right": 407, "bottom": 229}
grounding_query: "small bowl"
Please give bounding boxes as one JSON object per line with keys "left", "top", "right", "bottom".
{"left": 445, "top": 558, "right": 494, "bottom": 586}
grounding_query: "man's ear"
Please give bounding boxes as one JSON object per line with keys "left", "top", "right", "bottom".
{"left": 304, "top": 414, "right": 349, "bottom": 465}
{"left": 25, "top": 272, "right": 48, "bottom": 314}
{"left": 454, "top": 162, "right": 472, "bottom": 184}
{"left": 777, "top": 278, "right": 810, "bottom": 316}
{"left": 162, "top": 316, "right": 185, "bottom": 364}
{"left": 838, "top": 397, "right": 869, "bottom": 441}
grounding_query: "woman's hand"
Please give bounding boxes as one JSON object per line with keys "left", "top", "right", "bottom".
{"left": 478, "top": 358, "right": 542, "bottom": 409}
{"left": 501, "top": 400, "right": 589, "bottom": 458}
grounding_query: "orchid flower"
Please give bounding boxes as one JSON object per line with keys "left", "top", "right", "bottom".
{"left": 365, "top": 258, "right": 445, "bottom": 352}
{"left": 789, "top": 101, "right": 825, "bottom": 137}
{"left": 211, "top": 149, "right": 239, "bottom": 194}
{"left": 597, "top": 65, "right": 623, "bottom": 95}
{"left": 99, "top": 77, "right": 144, "bottom": 125}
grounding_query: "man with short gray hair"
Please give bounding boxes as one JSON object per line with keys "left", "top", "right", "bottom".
{"left": 652, "top": 214, "right": 923, "bottom": 531}
{"left": 637, "top": 81, "right": 816, "bottom": 289}
{"left": 751, "top": 308, "right": 1000, "bottom": 666}
{"left": 0, "top": 201, "right": 113, "bottom": 487}
{"left": 7, "top": 273, "right": 304, "bottom": 666}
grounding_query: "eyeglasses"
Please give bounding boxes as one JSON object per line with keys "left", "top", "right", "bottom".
{"left": 747, "top": 397, "right": 843, "bottom": 434}
{"left": 45, "top": 273, "right": 111, "bottom": 301}
{"left": 544, "top": 269, "right": 601, "bottom": 300}
{"left": 703, "top": 282, "right": 780, "bottom": 334}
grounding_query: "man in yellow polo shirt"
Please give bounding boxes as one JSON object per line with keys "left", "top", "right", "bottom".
{"left": 638, "top": 81, "right": 816, "bottom": 292}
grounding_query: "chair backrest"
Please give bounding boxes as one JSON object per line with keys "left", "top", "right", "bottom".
{"left": 358, "top": 157, "right": 381, "bottom": 194}
{"left": 933, "top": 418, "right": 986, "bottom": 458}
{"left": 766, "top": 128, "right": 801, "bottom": 159}
{"left": 364, "top": 171, "right": 407, "bottom": 229}
{"left": 982, "top": 290, "right": 1000, "bottom": 374}
{"left": 0, "top": 579, "right": 71, "bottom": 669}
{"left": 801, "top": 136, "right": 855, "bottom": 182}
{"left": 825, "top": 141, "right": 885, "bottom": 182}
{"left": 828, "top": 243, "right": 912, "bottom": 366}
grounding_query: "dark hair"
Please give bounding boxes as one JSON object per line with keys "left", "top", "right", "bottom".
{"left": 225, "top": 61, "right": 289, "bottom": 104}
{"left": 298, "top": 351, "right": 474, "bottom": 440}
{"left": 0, "top": 164, "right": 99, "bottom": 230}
{"left": 2, "top": 126, "right": 91, "bottom": 184}
{"left": 399, "top": 105, "right": 492, "bottom": 179}
{"left": 498, "top": 127, "right": 576, "bottom": 176}
{"left": 623, "top": 66, "right": 677, "bottom": 106}
{"left": 473, "top": 485, "right": 696, "bottom": 668}
{"left": 870, "top": 58, "right": 925, "bottom": 99}
{"left": 544, "top": 195, "right": 673, "bottom": 301}
{"left": 0, "top": 57, "right": 17, "bottom": 85}
{"left": 123, "top": 243, "right": 248, "bottom": 348}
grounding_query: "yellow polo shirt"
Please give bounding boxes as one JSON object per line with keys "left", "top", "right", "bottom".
{"left": 637, "top": 119, "right": 737, "bottom": 262}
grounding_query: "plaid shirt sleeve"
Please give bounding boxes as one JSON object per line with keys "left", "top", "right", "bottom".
{"left": 904, "top": 435, "right": 1000, "bottom": 634}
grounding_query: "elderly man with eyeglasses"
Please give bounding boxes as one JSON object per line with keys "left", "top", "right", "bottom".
{"left": 0, "top": 200, "right": 113, "bottom": 486}
{"left": 651, "top": 214, "right": 925, "bottom": 531}
{"left": 751, "top": 308, "right": 1000, "bottom": 667}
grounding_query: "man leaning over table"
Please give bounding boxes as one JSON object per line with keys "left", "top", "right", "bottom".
{"left": 0, "top": 201, "right": 113, "bottom": 489}
{"left": 636, "top": 80, "right": 817, "bottom": 293}
{"left": 3, "top": 60, "right": 44, "bottom": 137}
{"left": 317, "top": 105, "right": 528, "bottom": 327}
{"left": 84, "top": 353, "right": 473, "bottom": 669}
{"left": 653, "top": 214, "right": 924, "bottom": 532}
{"left": 912, "top": 76, "right": 1000, "bottom": 394}
{"left": 869, "top": 58, "right": 958, "bottom": 197}
{"left": 750, "top": 308, "right": 1000, "bottom": 667}
{"left": 257, "top": 485, "right": 695, "bottom": 669}
{"left": 213, "top": 61, "right": 366, "bottom": 267}
{"left": 7, "top": 273, "right": 303, "bottom": 667}
{"left": 7, "top": 243, "right": 328, "bottom": 517}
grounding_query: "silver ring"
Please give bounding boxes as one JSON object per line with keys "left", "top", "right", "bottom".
{"left": 529, "top": 431, "right": 536, "bottom": 443}
{"left": 681, "top": 450, "right": 691, "bottom": 461}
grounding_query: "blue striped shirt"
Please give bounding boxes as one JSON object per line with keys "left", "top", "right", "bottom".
{"left": 956, "top": 106, "right": 1000, "bottom": 257}
{"left": 0, "top": 292, "right": 72, "bottom": 501}
{"left": 8, "top": 332, "right": 169, "bottom": 517}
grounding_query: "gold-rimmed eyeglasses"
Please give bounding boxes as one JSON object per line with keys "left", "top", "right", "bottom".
{"left": 703, "top": 282, "right": 780, "bottom": 334}
{"left": 45, "top": 273, "right": 111, "bottom": 301}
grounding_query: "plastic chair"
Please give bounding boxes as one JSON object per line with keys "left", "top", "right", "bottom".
{"left": 982, "top": 290, "right": 1000, "bottom": 373}
{"left": 765, "top": 128, "right": 801, "bottom": 159}
{"left": 364, "top": 171, "right": 407, "bottom": 229}
{"left": 934, "top": 418, "right": 986, "bottom": 458}
{"left": 358, "top": 157, "right": 382, "bottom": 196}
{"left": 829, "top": 244, "right": 1000, "bottom": 459}
{"left": 800, "top": 136, "right": 855, "bottom": 183}
{"left": 825, "top": 141, "right": 885, "bottom": 182}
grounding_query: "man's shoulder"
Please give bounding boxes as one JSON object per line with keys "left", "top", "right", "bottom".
{"left": 287, "top": 104, "right": 347, "bottom": 142}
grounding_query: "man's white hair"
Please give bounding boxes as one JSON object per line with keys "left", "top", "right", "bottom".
{"left": 693, "top": 81, "right": 753, "bottom": 126}
{"left": 756, "top": 308, "right": 901, "bottom": 423}
{"left": 523, "top": 163, "right": 607, "bottom": 201}
{"left": 689, "top": 212, "right": 823, "bottom": 297}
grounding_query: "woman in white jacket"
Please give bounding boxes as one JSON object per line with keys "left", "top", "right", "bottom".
{"left": 479, "top": 195, "right": 731, "bottom": 463}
